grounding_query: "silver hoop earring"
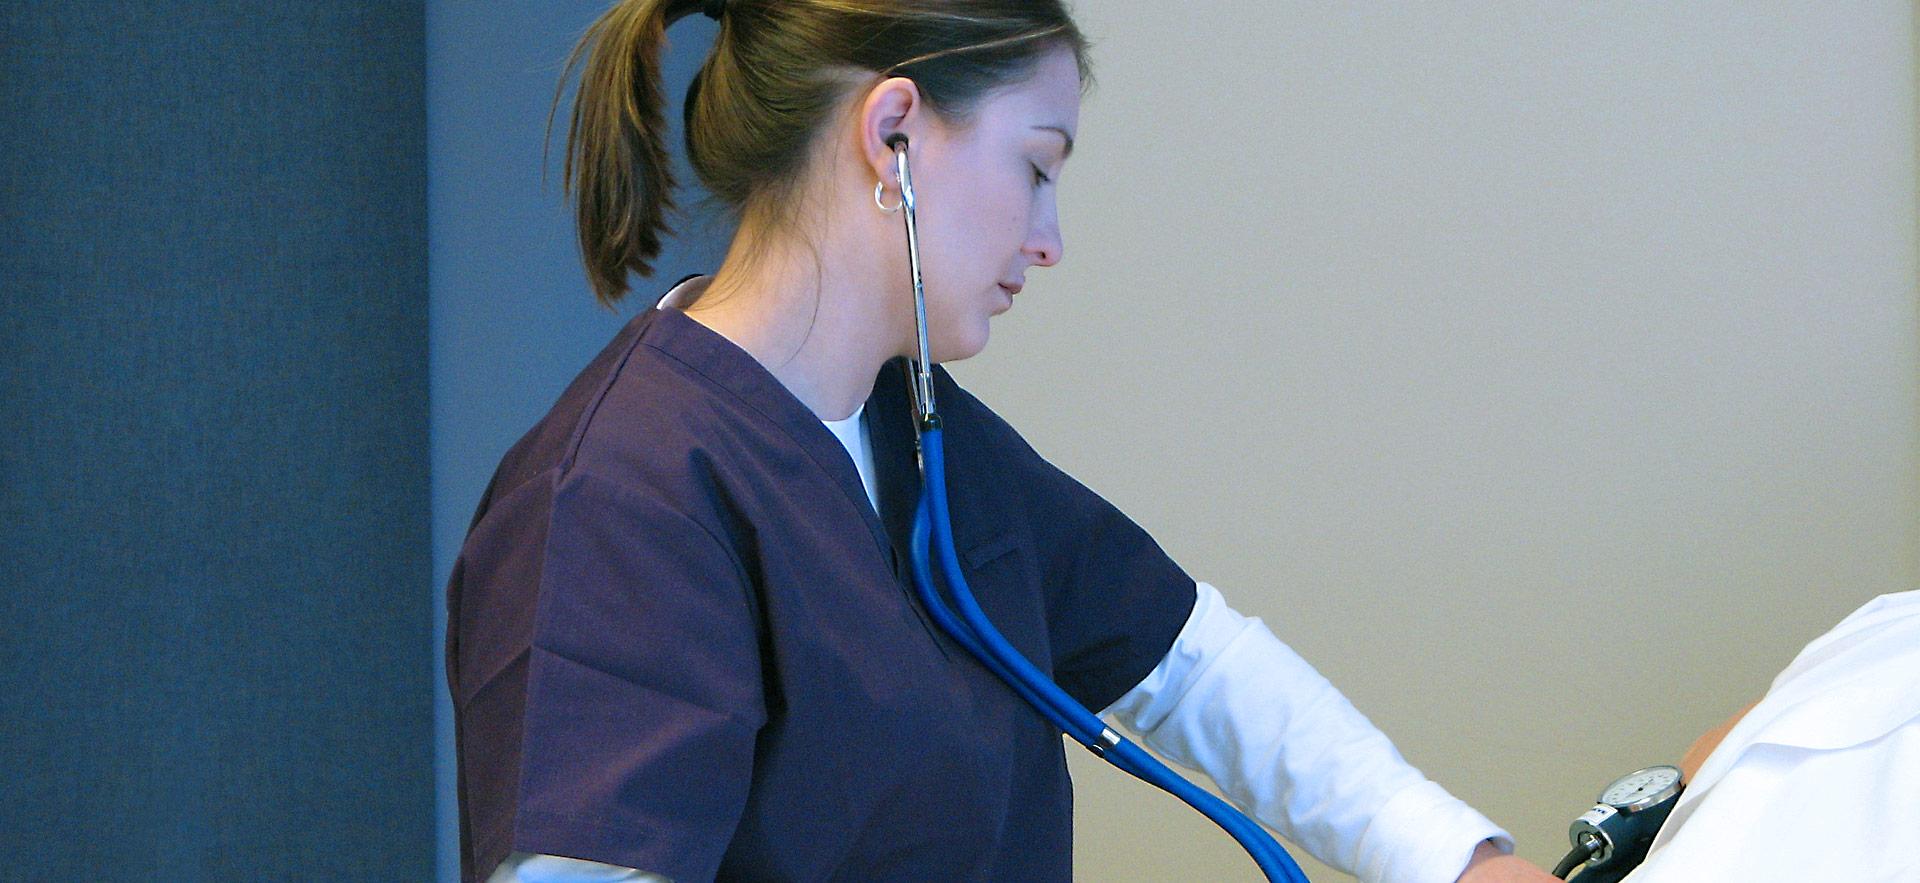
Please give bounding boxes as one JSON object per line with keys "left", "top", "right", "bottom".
{"left": 874, "top": 180, "right": 902, "bottom": 213}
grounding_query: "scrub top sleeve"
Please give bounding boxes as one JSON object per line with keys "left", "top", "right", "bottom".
{"left": 1031, "top": 462, "right": 1197, "bottom": 714}
{"left": 512, "top": 468, "right": 766, "bottom": 882}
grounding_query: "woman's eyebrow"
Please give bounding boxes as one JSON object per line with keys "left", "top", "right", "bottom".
{"left": 1032, "top": 125, "right": 1074, "bottom": 158}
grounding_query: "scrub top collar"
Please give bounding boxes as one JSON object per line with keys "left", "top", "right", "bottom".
{"left": 646, "top": 275, "right": 913, "bottom": 574}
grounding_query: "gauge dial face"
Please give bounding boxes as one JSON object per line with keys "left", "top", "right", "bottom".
{"left": 1600, "top": 765, "right": 1682, "bottom": 808}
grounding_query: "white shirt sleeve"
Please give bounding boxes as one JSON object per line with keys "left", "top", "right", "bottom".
{"left": 485, "top": 852, "right": 672, "bottom": 883}
{"left": 1100, "top": 581, "right": 1512, "bottom": 883}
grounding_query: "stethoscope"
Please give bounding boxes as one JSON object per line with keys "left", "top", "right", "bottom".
{"left": 883, "top": 133, "right": 1312, "bottom": 883}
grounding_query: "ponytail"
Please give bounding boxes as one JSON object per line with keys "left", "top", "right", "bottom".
{"left": 550, "top": 0, "right": 703, "bottom": 307}
{"left": 550, "top": 0, "right": 1090, "bottom": 309}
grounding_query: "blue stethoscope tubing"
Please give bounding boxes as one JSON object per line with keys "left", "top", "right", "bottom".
{"left": 885, "top": 134, "right": 1310, "bottom": 883}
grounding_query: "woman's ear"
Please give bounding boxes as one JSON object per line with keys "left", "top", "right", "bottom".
{"left": 857, "top": 76, "right": 923, "bottom": 188}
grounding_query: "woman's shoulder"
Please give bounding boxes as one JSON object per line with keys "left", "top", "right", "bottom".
{"left": 924, "top": 364, "right": 1039, "bottom": 457}
{"left": 913, "top": 363, "right": 1100, "bottom": 516}
{"left": 482, "top": 310, "right": 764, "bottom": 516}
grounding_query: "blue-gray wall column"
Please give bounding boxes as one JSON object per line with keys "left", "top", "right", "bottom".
{"left": 2, "top": 3, "right": 433, "bottom": 878}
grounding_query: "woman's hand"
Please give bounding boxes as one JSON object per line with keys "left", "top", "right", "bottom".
{"left": 1454, "top": 839, "right": 1561, "bottom": 883}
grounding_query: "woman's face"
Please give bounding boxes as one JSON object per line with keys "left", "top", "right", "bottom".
{"left": 910, "top": 46, "right": 1080, "bottom": 362}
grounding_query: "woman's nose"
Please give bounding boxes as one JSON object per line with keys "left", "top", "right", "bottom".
{"left": 1026, "top": 226, "right": 1063, "bottom": 268}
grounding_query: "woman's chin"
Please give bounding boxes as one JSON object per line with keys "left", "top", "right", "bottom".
{"left": 930, "top": 323, "right": 992, "bottom": 364}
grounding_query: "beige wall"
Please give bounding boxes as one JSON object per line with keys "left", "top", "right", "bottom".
{"left": 948, "top": 3, "right": 1919, "bottom": 879}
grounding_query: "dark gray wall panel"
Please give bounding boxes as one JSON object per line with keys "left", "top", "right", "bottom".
{"left": 2, "top": 3, "right": 432, "bottom": 879}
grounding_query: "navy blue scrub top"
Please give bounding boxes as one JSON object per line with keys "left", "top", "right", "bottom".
{"left": 446, "top": 294, "right": 1196, "bottom": 882}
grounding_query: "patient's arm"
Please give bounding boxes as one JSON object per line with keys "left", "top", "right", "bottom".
{"left": 1677, "top": 699, "right": 1759, "bottom": 782}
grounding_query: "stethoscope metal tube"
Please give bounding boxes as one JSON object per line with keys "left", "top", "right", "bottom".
{"left": 888, "top": 134, "right": 937, "bottom": 424}
{"left": 886, "top": 135, "right": 1310, "bottom": 883}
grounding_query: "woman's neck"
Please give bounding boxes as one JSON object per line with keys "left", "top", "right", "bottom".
{"left": 678, "top": 232, "right": 906, "bottom": 422}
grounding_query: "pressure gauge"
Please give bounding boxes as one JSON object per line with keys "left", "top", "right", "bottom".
{"left": 1598, "top": 765, "right": 1683, "bottom": 812}
{"left": 1555, "top": 765, "right": 1684, "bottom": 881}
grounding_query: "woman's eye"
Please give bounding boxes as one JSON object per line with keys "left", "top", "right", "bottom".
{"left": 1031, "top": 164, "right": 1052, "bottom": 186}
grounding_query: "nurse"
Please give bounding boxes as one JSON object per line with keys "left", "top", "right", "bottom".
{"left": 444, "top": 1, "right": 1560, "bottom": 881}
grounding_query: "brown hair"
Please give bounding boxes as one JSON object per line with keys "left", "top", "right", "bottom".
{"left": 550, "top": 0, "right": 1091, "bottom": 307}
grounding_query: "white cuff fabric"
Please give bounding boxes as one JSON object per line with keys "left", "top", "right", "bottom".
{"left": 1100, "top": 581, "right": 1511, "bottom": 883}
{"left": 486, "top": 851, "right": 672, "bottom": 883}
